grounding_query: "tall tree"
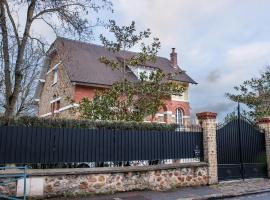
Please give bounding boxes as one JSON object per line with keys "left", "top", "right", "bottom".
{"left": 77, "top": 21, "right": 184, "bottom": 121}
{"left": 0, "top": 0, "right": 112, "bottom": 117}
{"left": 0, "top": 38, "right": 42, "bottom": 116}
{"left": 226, "top": 67, "right": 270, "bottom": 120}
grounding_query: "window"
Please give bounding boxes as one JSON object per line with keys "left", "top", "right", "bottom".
{"left": 176, "top": 108, "right": 183, "bottom": 126}
{"left": 129, "top": 66, "right": 156, "bottom": 80}
{"left": 53, "top": 68, "right": 58, "bottom": 85}
{"left": 51, "top": 96, "right": 61, "bottom": 116}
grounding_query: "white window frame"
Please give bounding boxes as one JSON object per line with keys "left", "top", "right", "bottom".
{"left": 46, "top": 62, "right": 61, "bottom": 75}
{"left": 176, "top": 108, "right": 184, "bottom": 125}
{"left": 52, "top": 68, "right": 58, "bottom": 85}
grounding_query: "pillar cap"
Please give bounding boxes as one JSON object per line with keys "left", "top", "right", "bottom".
{"left": 257, "top": 117, "right": 270, "bottom": 124}
{"left": 196, "top": 112, "right": 217, "bottom": 120}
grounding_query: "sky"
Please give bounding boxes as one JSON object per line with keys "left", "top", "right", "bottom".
{"left": 31, "top": 0, "right": 270, "bottom": 121}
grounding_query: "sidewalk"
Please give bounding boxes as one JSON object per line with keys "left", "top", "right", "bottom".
{"left": 51, "top": 179, "right": 270, "bottom": 200}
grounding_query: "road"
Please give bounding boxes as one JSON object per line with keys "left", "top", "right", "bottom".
{"left": 225, "top": 192, "right": 270, "bottom": 200}
{"left": 53, "top": 192, "right": 270, "bottom": 200}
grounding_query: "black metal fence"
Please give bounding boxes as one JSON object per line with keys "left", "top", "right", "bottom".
{"left": 217, "top": 117, "right": 267, "bottom": 180}
{"left": 0, "top": 125, "right": 203, "bottom": 165}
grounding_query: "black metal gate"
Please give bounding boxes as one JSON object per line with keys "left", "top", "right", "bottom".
{"left": 217, "top": 117, "right": 267, "bottom": 181}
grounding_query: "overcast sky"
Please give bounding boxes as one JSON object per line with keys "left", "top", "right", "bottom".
{"left": 34, "top": 0, "right": 270, "bottom": 121}
{"left": 112, "top": 0, "right": 270, "bottom": 121}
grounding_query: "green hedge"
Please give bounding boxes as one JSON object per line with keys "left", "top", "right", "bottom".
{"left": 0, "top": 116, "right": 178, "bottom": 131}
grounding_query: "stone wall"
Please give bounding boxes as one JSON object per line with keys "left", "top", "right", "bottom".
{"left": 38, "top": 53, "right": 75, "bottom": 118}
{"left": 0, "top": 163, "right": 208, "bottom": 198}
{"left": 0, "top": 179, "right": 16, "bottom": 197}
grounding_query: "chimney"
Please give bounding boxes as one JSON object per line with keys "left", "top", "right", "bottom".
{"left": 170, "top": 48, "right": 178, "bottom": 68}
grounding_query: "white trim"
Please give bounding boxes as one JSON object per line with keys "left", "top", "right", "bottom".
{"left": 39, "top": 103, "right": 79, "bottom": 117}
{"left": 143, "top": 120, "right": 151, "bottom": 123}
{"left": 164, "top": 111, "right": 173, "bottom": 115}
{"left": 40, "top": 112, "right": 52, "bottom": 117}
{"left": 39, "top": 79, "right": 45, "bottom": 83}
{"left": 46, "top": 62, "right": 61, "bottom": 75}
{"left": 157, "top": 121, "right": 166, "bottom": 124}
{"left": 183, "top": 116, "right": 190, "bottom": 119}
{"left": 155, "top": 113, "right": 164, "bottom": 117}
{"left": 52, "top": 69, "right": 58, "bottom": 85}
{"left": 58, "top": 103, "right": 79, "bottom": 112}
{"left": 171, "top": 99, "right": 189, "bottom": 102}
{"left": 34, "top": 99, "right": 40, "bottom": 102}
{"left": 50, "top": 97, "right": 61, "bottom": 104}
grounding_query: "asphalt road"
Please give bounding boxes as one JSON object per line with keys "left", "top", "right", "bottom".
{"left": 225, "top": 192, "right": 270, "bottom": 200}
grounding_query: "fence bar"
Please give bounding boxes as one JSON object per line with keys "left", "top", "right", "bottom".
{"left": 0, "top": 126, "right": 203, "bottom": 164}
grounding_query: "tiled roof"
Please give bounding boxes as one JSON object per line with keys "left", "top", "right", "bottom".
{"left": 53, "top": 37, "right": 197, "bottom": 86}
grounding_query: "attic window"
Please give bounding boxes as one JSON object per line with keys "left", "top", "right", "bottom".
{"left": 129, "top": 66, "right": 156, "bottom": 80}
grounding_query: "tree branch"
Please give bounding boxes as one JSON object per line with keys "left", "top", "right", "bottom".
{"left": 3, "top": 0, "right": 20, "bottom": 45}
{"left": 32, "top": 3, "right": 84, "bottom": 21}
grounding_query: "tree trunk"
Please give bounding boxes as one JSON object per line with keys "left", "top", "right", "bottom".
{"left": 0, "top": 2, "right": 12, "bottom": 117}
{"left": 2, "top": 0, "right": 36, "bottom": 117}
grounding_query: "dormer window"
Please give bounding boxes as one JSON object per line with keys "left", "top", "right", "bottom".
{"left": 129, "top": 66, "right": 156, "bottom": 80}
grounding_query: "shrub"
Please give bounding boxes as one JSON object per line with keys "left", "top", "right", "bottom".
{"left": 0, "top": 116, "right": 178, "bottom": 131}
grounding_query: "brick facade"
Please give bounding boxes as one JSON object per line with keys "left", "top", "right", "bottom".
{"left": 74, "top": 85, "right": 104, "bottom": 103}
{"left": 38, "top": 55, "right": 192, "bottom": 124}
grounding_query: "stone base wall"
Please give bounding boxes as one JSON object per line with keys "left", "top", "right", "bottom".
{"left": 0, "top": 163, "right": 208, "bottom": 198}
{"left": 0, "top": 179, "right": 16, "bottom": 197}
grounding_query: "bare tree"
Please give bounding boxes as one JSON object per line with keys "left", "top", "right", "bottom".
{"left": 0, "top": 0, "right": 112, "bottom": 117}
{"left": 0, "top": 38, "right": 43, "bottom": 116}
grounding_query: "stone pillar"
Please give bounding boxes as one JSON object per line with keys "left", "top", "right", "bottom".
{"left": 196, "top": 112, "right": 218, "bottom": 185}
{"left": 258, "top": 117, "right": 270, "bottom": 178}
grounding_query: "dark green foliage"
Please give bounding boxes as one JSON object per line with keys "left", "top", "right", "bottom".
{"left": 0, "top": 116, "right": 178, "bottom": 131}
{"left": 78, "top": 72, "right": 184, "bottom": 122}
{"left": 223, "top": 110, "right": 253, "bottom": 123}
{"left": 226, "top": 67, "right": 270, "bottom": 120}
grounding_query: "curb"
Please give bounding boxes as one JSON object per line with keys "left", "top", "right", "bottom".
{"left": 190, "top": 189, "right": 270, "bottom": 200}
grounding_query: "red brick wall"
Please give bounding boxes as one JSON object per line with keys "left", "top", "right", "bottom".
{"left": 74, "top": 85, "right": 98, "bottom": 102}
{"left": 163, "top": 99, "right": 190, "bottom": 116}
{"left": 74, "top": 85, "right": 191, "bottom": 124}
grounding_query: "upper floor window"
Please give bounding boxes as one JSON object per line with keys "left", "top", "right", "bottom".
{"left": 176, "top": 108, "right": 183, "bottom": 125}
{"left": 53, "top": 68, "right": 58, "bottom": 85}
{"left": 47, "top": 62, "right": 61, "bottom": 85}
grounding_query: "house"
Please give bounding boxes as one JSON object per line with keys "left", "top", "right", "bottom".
{"left": 35, "top": 37, "right": 197, "bottom": 125}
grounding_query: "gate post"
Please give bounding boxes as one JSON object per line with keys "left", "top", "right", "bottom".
{"left": 258, "top": 117, "right": 270, "bottom": 178}
{"left": 196, "top": 112, "right": 218, "bottom": 184}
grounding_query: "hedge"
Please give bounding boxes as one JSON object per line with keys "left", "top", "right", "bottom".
{"left": 0, "top": 116, "right": 178, "bottom": 131}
